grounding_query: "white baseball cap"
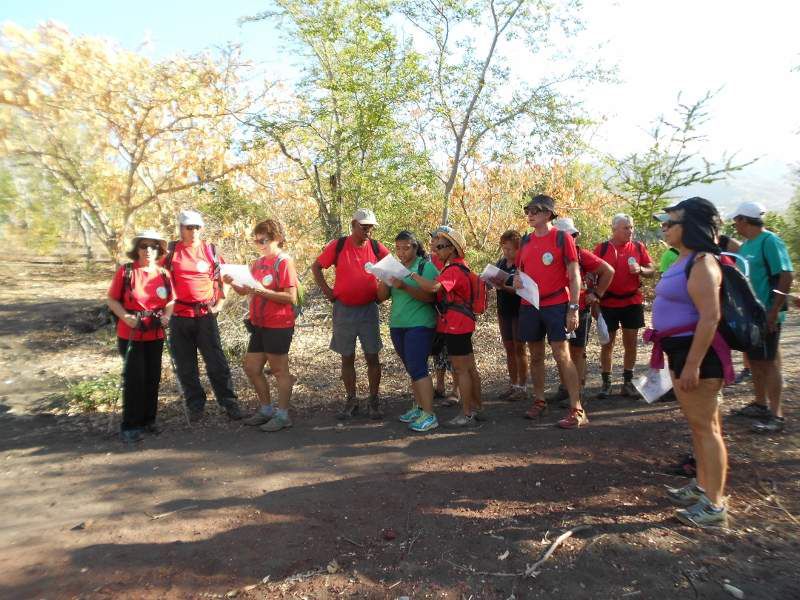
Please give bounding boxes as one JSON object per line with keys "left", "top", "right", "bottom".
{"left": 352, "top": 208, "right": 378, "bottom": 226}
{"left": 729, "top": 201, "right": 766, "bottom": 220}
{"left": 553, "top": 217, "right": 579, "bottom": 236}
{"left": 178, "top": 210, "right": 205, "bottom": 227}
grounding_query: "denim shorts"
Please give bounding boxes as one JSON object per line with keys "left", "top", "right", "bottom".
{"left": 390, "top": 326, "right": 435, "bottom": 381}
{"left": 518, "top": 303, "right": 568, "bottom": 343}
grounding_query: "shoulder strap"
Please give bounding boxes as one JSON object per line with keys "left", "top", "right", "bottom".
{"left": 120, "top": 263, "right": 133, "bottom": 302}
{"left": 761, "top": 233, "right": 774, "bottom": 278}
{"left": 370, "top": 238, "right": 380, "bottom": 258}
{"left": 555, "top": 229, "right": 567, "bottom": 266}
{"left": 333, "top": 236, "right": 348, "bottom": 266}
{"left": 635, "top": 240, "right": 645, "bottom": 262}
{"left": 520, "top": 232, "right": 531, "bottom": 250}
{"left": 600, "top": 241, "right": 610, "bottom": 259}
{"left": 158, "top": 268, "right": 172, "bottom": 297}
{"left": 163, "top": 241, "right": 178, "bottom": 271}
{"left": 417, "top": 257, "right": 427, "bottom": 276}
{"left": 204, "top": 242, "right": 220, "bottom": 277}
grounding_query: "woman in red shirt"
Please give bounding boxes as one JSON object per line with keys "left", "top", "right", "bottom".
{"left": 224, "top": 219, "right": 298, "bottom": 433}
{"left": 412, "top": 228, "right": 483, "bottom": 428}
{"left": 107, "top": 230, "right": 175, "bottom": 443}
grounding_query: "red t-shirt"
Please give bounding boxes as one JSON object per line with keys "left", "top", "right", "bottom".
{"left": 316, "top": 236, "right": 389, "bottom": 306}
{"left": 249, "top": 254, "right": 299, "bottom": 329}
{"left": 168, "top": 242, "right": 225, "bottom": 317}
{"left": 431, "top": 254, "right": 445, "bottom": 271}
{"left": 515, "top": 228, "right": 579, "bottom": 308}
{"left": 577, "top": 247, "right": 604, "bottom": 310}
{"left": 436, "top": 258, "right": 475, "bottom": 334}
{"left": 594, "top": 240, "right": 653, "bottom": 308}
{"left": 108, "top": 262, "right": 173, "bottom": 341}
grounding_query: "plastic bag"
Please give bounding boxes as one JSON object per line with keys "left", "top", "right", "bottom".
{"left": 633, "top": 367, "right": 673, "bottom": 404}
{"left": 596, "top": 313, "right": 610, "bottom": 345}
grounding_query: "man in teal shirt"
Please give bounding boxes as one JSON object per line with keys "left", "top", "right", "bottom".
{"left": 731, "top": 201, "right": 793, "bottom": 433}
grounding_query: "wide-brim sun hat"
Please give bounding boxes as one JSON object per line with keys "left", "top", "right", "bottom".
{"left": 130, "top": 229, "right": 168, "bottom": 254}
{"left": 438, "top": 228, "right": 467, "bottom": 258}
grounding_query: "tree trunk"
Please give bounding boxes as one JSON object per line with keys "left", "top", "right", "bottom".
{"left": 75, "top": 209, "right": 95, "bottom": 263}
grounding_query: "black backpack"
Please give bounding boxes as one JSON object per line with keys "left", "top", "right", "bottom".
{"left": 685, "top": 253, "right": 766, "bottom": 352}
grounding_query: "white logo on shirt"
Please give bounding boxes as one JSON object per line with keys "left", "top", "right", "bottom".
{"left": 156, "top": 286, "right": 168, "bottom": 299}
{"left": 542, "top": 252, "right": 554, "bottom": 266}
{"left": 196, "top": 260, "right": 209, "bottom": 273}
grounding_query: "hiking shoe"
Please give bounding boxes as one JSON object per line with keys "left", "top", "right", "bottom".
{"left": 243, "top": 412, "right": 271, "bottom": 426}
{"left": 597, "top": 380, "right": 612, "bottom": 399}
{"left": 524, "top": 398, "right": 548, "bottom": 419}
{"left": 260, "top": 412, "right": 292, "bottom": 432}
{"left": 445, "top": 414, "right": 476, "bottom": 428}
{"left": 752, "top": 415, "right": 785, "bottom": 434}
{"left": 409, "top": 411, "right": 439, "bottom": 432}
{"left": 368, "top": 396, "right": 384, "bottom": 420}
{"left": 120, "top": 429, "right": 144, "bottom": 444}
{"left": 224, "top": 402, "right": 245, "bottom": 420}
{"left": 666, "top": 478, "right": 705, "bottom": 507}
{"left": 675, "top": 496, "right": 728, "bottom": 528}
{"left": 337, "top": 396, "right": 360, "bottom": 420}
{"left": 143, "top": 423, "right": 163, "bottom": 435}
{"left": 733, "top": 402, "right": 770, "bottom": 419}
{"left": 734, "top": 367, "right": 751, "bottom": 384}
{"left": 399, "top": 406, "right": 423, "bottom": 423}
{"left": 557, "top": 407, "right": 588, "bottom": 429}
{"left": 619, "top": 381, "right": 639, "bottom": 398}
{"left": 547, "top": 385, "right": 569, "bottom": 403}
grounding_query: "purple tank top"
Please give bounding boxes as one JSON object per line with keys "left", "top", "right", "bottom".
{"left": 652, "top": 256, "right": 698, "bottom": 335}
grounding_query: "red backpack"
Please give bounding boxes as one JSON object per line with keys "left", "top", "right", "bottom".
{"left": 439, "top": 263, "right": 487, "bottom": 320}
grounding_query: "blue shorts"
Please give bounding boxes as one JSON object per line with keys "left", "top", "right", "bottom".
{"left": 390, "top": 326, "right": 435, "bottom": 381}
{"left": 518, "top": 303, "right": 568, "bottom": 343}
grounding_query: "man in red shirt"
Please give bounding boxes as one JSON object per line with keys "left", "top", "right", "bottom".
{"left": 165, "top": 210, "right": 244, "bottom": 422}
{"left": 312, "top": 208, "right": 390, "bottom": 419}
{"left": 593, "top": 213, "right": 655, "bottom": 398}
{"left": 514, "top": 194, "right": 587, "bottom": 429}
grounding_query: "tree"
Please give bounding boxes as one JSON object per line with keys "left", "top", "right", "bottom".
{"left": 244, "top": 0, "right": 436, "bottom": 240}
{"left": 0, "top": 22, "right": 263, "bottom": 261}
{"left": 400, "top": 0, "right": 603, "bottom": 225}
{"left": 605, "top": 91, "right": 757, "bottom": 226}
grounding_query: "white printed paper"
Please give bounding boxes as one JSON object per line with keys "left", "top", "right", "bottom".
{"left": 516, "top": 272, "right": 539, "bottom": 309}
{"left": 220, "top": 264, "right": 265, "bottom": 291}
{"left": 596, "top": 313, "right": 611, "bottom": 345}
{"left": 480, "top": 264, "right": 510, "bottom": 288}
{"left": 633, "top": 367, "right": 673, "bottom": 404}
{"left": 364, "top": 254, "right": 412, "bottom": 284}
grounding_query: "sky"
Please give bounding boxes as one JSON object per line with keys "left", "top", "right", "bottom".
{"left": 4, "top": 0, "right": 799, "bottom": 213}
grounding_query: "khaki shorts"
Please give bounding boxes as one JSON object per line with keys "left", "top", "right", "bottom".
{"left": 330, "top": 301, "right": 382, "bottom": 356}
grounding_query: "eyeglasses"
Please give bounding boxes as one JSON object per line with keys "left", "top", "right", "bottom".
{"left": 434, "top": 242, "right": 453, "bottom": 250}
{"left": 664, "top": 219, "right": 683, "bottom": 228}
{"left": 138, "top": 243, "right": 160, "bottom": 251}
{"left": 184, "top": 225, "right": 201, "bottom": 231}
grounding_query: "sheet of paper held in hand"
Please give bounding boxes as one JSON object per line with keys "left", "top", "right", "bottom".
{"left": 516, "top": 271, "right": 539, "bottom": 309}
{"left": 220, "top": 264, "right": 265, "bottom": 291}
{"left": 364, "top": 254, "right": 411, "bottom": 284}
{"left": 480, "top": 264, "right": 510, "bottom": 288}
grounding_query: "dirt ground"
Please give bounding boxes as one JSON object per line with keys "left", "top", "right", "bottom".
{"left": 0, "top": 255, "right": 798, "bottom": 600}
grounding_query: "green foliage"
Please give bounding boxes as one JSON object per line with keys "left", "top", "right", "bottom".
{"left": 782, "top": 175, "right": 800, "bottom": 261}
{"left": 66, "top": 374, "right": 119, "bottom": 412}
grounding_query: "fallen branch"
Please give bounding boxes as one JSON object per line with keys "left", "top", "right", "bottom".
{"left": 525, "top": 525, "right": 591, "bottom": 577}
{"left": 443, "top": 557, "right": 521, "bottom": 578}
{"left": 341, "top": 536, "right": 364, "bottom": 548}
{"left": 757, "top": 480, "right": 800, "bottom": 526}
{"left": 145, "top": 505, "right": 198, "bottom": 520}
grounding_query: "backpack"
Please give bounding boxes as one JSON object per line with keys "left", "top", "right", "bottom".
{"left": 438, "top": 263, "right": 487, "bottom": 320}
{"left": 163, "top": 240, "right": 222, "bottom": 303}
{"left": 685, "top": 253, "right": 766, "bottom": 352}
{"left": 111, "top": 263, "right": 171, "bottom": 325}
{"left": 333, "top": 236, "right": 381, "bottom": 266}
{"left": 273, "top": 254, "right": 305, "bottom": 318}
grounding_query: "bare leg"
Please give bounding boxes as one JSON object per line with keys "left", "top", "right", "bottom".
{"left": 412, "top": 375, "right": 435, "bottom": 414}
{"left": 365, "top": 352, "right": 381, "bottom": 398}
{"left": 551, "top": 341, "right": 582, "bottom": 411}
{"left": 243, "top": 352, "right": 270, "bottom": 405}
{"left": 266, "top": 353, "right": 295, "bottom": 410}
{"left": 341, "top": 354, "right": 356, "bottom": 398}
{"left": 514, "top": 340, "right": 528, "bottom": 386}
{"left": 527, "top": 341, "right": 546, "bottom": 400}
{"left": 621, "top": 328, "right": 639, "bottom": 371}
{"left": 450, "top": 355, "right": 475, "bottom": 415}
{"left": 600, "top": 329, "right": 617, "bottom": 373}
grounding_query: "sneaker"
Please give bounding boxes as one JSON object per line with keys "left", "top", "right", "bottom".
{"left": 734, "top": 368, "right": 751, "bottom": 384}
{"left": 445, "top": 414, "right": 475, "bottom": 428}
{"left": 733, "top": 402, "right": 770, "bottom": 419}
{"left": 243, "top": 411, "right": 271, "bottom": 426}
{"left": 399, "top": 406, "right": 423, "bottom": 423}
{"left": 368, "top": 395, "right": 384, "bottom": 420}
{"left": 120, "top": 429, "right": 144, "bottom": 443}
{"left": 143, "top": 423, "right": 163, "bottom": 435}
{"left": 524, "top": 398, "right": 548, "bottom": 419}
{"left": 557, "top": 407, "right": 588, "bottom": 429}
{"left": 409, "top": 411, "right": 439, "bottom": 432}
{"left": 666, "top": 478, "right": 705, "bottom": 507}
{"left": 752, "top": 415, "right": 785, "bottom": 434}
{"left": 223, "top": 402, "right": 245, "bottom": 420}
{"left": 473, "top": 409, "right": 488, "bottom": 422}
{"left": 546, "top": 385, "right": 569, "bottom": 403}
{"left": 597, "top": 380, "right": 612, "bottom": 399}
{"left": 619, "top": 381, "right": 639, "bottom": 398}
{"left": 260, "top": 412, "right": 292, "bottom": 432}
{"left": 675, "top": 495, "right": 728, "bottom": 528}
{"left": 440, "top": 395, "right": 460, "bottom": 407}
{"left": 337, "top": 396, "right": 360, "bottom": 420}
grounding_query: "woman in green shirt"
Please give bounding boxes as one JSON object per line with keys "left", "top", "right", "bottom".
{"left": 377, "top": 231, "right": 440, "bottom": 432}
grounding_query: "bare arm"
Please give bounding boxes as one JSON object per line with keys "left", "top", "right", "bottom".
{"left": 594, "top": 260, "right": 615, "bottom": 298}
{"left": 251, "top": 286, "right": 297, "bottom": 305}
{"left": 311, "top": 261, "right": 335, "bottom": 303}
{"left": 376, "top": 280, "right": 391, "bottom": 302}
{"left": 107, "top": 294, "right": 138, "bottom": 329}
{"left": 410, "top": 272, "right": 443, "bottom": 294}
{"left": 681, "top": 254, "right": 722, "bottom": 390}
{"left": 567, "top": 261, "right": 581, "bottom": 304}
{"left": 767, "top": 271, "right": 793, "bottom": 331}
{"left": 394, "top": 278, "right": 435, "bottom": 303}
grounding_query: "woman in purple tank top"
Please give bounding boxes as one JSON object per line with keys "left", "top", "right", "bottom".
{"left": 649, "top": 197, "right": 730, "bottom": 528}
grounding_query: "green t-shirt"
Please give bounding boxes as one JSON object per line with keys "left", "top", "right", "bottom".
{"left": 740, "top": 231, "right": 794, "bottom": 323}
{"left": 659, "top": 247, "right": 680, "bottom": 273}
{"left": 389, "top": 256, "right": 439, "bottom": 329}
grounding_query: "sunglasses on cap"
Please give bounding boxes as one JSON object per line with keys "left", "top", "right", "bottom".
{"left": 138, "top": 242, "right": 161, "bottom": 250}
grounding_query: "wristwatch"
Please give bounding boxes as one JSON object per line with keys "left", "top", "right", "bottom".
{"left": 568, "top": 303, "right": 579, "bottom": 311}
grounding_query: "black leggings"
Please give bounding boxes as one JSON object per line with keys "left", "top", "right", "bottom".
{"left": 118, "top": 338, "right": 164, "bottom": 431}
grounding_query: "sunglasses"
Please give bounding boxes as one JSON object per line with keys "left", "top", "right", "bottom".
{"left": 254, "top": 237, "right": 269, "bottom": 245}
{"left": 524, "top": 206, "right": 547, "bottom": 215}
{"left": 138, "top": 243, "right": 160, "bottom": 251}
{"left": 184, "top": 225, "right": 201, "bottom": 231}
{"left": 434, "top": 242, "right": 453, "bottom": 250}
{"left": 358, "top": 223, "right": 375, "bottom": 230}
{"left": 664, "top": 219, "right": 683, "bottom": 228}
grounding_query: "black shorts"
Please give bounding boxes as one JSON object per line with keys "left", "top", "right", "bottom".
{"left": 444, "top": 333, "right": 473, "bottom": 356}
{"left": 600, "top": 303, "right": 645, "bottom": 332}
{"left": 661, "top": 336, "right": 724, "bottom": 379}
{"left": 247, "top": 326, "right": 294, "bottom": 355}
{"left": 518, "top": 303, "right": 568, "bottom": 343}
{"left": 746, "top": 325, "right": 781, "bottom": 361}
{"left": 497, "top": 311, "right": 520, "bottom": 343}
{"left": 569, "top": 309, "right": 592, "bottom": 348}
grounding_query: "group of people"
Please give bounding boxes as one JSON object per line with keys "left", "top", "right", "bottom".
{"left": 108, "top": 194, "right": 793, "bottom": 529}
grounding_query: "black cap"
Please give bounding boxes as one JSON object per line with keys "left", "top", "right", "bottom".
{"left": 523, "top": 193, "right": 558, "bottom": 219}
{"left": 663, "top": 197, "right": 720, "bottom": 219}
